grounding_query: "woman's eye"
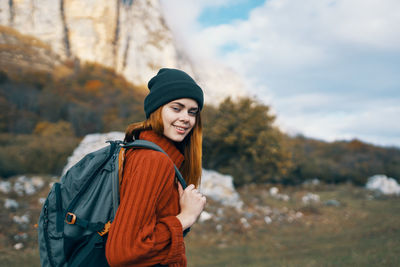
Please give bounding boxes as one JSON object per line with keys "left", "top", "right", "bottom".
{"left": 172, "top": 106, "right": 180, "bottom": 112}
{"left": 189, "top": 110, "right": 198, "bottom": 116}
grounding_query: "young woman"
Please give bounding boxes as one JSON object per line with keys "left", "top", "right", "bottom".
{"left": 106, "top": 68, "right": 207, "bottom": 267}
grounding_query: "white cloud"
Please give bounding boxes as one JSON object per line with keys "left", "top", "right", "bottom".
{"left": 160, "top": 0, "right": 241, "bottom": 51}
{"left": 161, "top": 0, "right": 400, "bottom": 147}
{"left": 198, "top": 0, "right": 400, "bottom": 69}
{"left": 275, "top": 94, "right": 400, "bottom": 146}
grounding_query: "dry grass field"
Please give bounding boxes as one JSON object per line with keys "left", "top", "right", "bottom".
{"left": 1, "top": 177, "right": 399, "bottom": 267}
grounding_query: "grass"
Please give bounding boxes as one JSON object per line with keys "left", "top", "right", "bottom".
{"left": 186, "top": 184, "right": 400, "bottom": 267}
{"left": 0, "top": 248, "right": 40, "bottom": 267}
{"left": 1, "top": 180, "right": 399, "bottom": 267}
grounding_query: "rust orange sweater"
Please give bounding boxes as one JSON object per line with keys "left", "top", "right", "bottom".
{"left": 106, "top": 130, "right": 186, "bottom": 267}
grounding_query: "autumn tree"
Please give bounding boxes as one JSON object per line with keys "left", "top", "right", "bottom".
{"left": 202, "top": 97, "right": 292, "bottom": 186}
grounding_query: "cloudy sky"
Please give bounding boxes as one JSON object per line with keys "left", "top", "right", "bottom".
{"left": 160, "top": 0, "right": 400, "bottom": 148}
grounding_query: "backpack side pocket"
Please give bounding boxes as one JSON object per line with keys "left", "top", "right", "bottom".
{"left": 38, "top": 182, "right": 66, "bottom": 267}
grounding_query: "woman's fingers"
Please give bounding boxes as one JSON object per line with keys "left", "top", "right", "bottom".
{"left": 185, "top": 184, "right": 195, "bottom": 191}
{"left": 180, "top": 184, "right": 206, "bottom": 206}
{"left": 185, "top": 185, "right": 204, "bottom": 198}
{"left": 177, "top": 182, "right": 184, "bottom": 197}
{"left": 177, "top": 184, "right": 207, "bottom": 229}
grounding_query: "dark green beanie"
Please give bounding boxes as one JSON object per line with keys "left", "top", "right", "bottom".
{"left": 144, "top": 68, "right": 204, "bottom": 118}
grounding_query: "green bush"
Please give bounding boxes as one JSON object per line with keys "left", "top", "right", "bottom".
{"left": 202, "top": 97, "right": 292, "bottom": 186}
{"left": 286, "top": 136, "right": 400, "bottom": 185}
{"left": 0, "top": 133, "right": 80, "bottom": 177}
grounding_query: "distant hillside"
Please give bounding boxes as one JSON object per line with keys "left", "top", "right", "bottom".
{"left": 284, "top": 136, "right": 400, "bottom": 185}
{"left": 1, "top": 65, "right": 146, "bottom": 135}
{"left": 0, "top": 0, "right": 247, "bottom": 104}
{"left": 0, "top": 27, "right": 147, "bottom": 177}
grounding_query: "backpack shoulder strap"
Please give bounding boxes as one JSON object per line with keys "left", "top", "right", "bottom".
{"left": 122, "top": 140, "right": 188, "bottom": 189}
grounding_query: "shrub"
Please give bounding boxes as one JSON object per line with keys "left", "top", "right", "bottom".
{"left": 0, "top": 133, "right": 80, "bottom": 177}
{"left": 202, "top": 97, "right": 292, "bottom": 186}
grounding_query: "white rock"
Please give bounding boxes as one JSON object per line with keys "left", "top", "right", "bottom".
{"left": 14, "top": 243, "right": 24, "bottom": 250}
{"left": 13, "top": 176, "right": 41, "bottom": 196}
{"left": 21, "top": 181, "right": 36, "bottom": 196}
{"left": 302, "top": 193, "right": 320, "bottom": 205}
{"left": 366, "top": 174, "right": 400, "bottom": 195}
{"left": 240, "top": 217, "right": 251, "bottom": 229}
{"left": 13, "top": 178, "right": 25, "bottom": 196}
{"left": 198, "top": 211, "right": 213, "bottom": 223}
{"left": 264, "top": 216, "right": 272, "bottom": 224}
{"left": 269, "top": 187, "right": 279, "bottom": 196}
{"left": 62, "top": 131, "right": 124, "bottom": 174}
{"left": 4, "top": 198, "right": 19, "bottom": 209}
{"left": 0, "top": 181, "right": 12, "bottom": 193}
{"left": 31, "top": 177, "right": 45, "bottom": 190}
{"left": 200, "top": 169, "right": 243, "bottom": 210}
{"left": 269, "top": 187, "right": 290, "bottom": 201}
{"left": 39, "top": 198, "right": 47, "bottom": 205}
{"left": 13, "top": 214, "right": 30, "bottom": 225}
{"left": 277, "top": 194, "right": 290, "bottom": 202}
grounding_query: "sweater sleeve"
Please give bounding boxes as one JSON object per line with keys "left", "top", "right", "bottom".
{"left": 105, "top": 150, "right": 185, "bottom": 267}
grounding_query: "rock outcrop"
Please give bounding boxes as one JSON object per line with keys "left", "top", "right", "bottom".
{"left": 0, "top": 25, "right": 62, "bottom": 73}
{"left": 366, "top": 174, "right": 400, "bottom": 195}
{"left": 0, "top": 0, "right": 247, "bottom": 104}
{"left": 0, "top": 0, "right": 180, "bottom": 84}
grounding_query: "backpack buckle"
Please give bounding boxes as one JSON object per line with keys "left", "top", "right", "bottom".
{"left": 65, "top": 212, "right": 76, "bottom": 224}
{"left": 98, "top": 221, "right": 111, "bottom": 236}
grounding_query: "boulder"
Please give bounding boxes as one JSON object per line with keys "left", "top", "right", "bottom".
{"left": 4, "top": 198, "right": 19, "bottom": 209}
{"left": 0, "top": 181, "right": 11, "bottom": 194}
{"left": 62, "top": 131, "right": 124, "bottom": 174}
{"left": 13, "top": 176, "right": 45, "bottom": 196}
{"left": 302, "top": 193, "right": 320, "bottom": 205}
{"left": 200, "top": 169, "right": 243, "bottom": 210}
{"left": 366, "top": 174, "right": 400, "bottom": 195}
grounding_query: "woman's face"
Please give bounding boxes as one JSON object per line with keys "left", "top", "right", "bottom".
{"left": 161, "top": 98, "right": 198, "bottom": 142}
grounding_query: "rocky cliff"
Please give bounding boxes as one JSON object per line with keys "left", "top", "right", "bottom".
{"left": 0, "top": 25, "right": 62, "bottom": 74}
{"left": 0, "top": 0, "right": 247, "bottom": 103}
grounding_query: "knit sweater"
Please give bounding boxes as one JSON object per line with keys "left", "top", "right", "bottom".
{"left": 106, "top": 130, "right": 186, "bottom": 267}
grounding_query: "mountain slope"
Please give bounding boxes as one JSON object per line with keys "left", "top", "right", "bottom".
{"left": 0, "top": 0, "right": 247, "bottom": 104}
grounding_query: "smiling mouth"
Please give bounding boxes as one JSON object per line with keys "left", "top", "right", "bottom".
{"left": 173, "top": 125, "right": 188, "bottom": 133}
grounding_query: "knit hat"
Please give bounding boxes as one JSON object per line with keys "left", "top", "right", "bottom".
{"left": 144, "top": 68, "right": 204, "bottom": 118}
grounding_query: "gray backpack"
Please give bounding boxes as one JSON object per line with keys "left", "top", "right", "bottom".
{"left": 38, "top": 140, "right": 187, "bottom": 267}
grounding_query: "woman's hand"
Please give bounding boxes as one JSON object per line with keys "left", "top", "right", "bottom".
{"left": 176, "top": 184, "right": 206, "bottom": 230}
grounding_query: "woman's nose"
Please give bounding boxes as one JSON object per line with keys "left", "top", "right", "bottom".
{"left": 179, "top": 112, "right": 190, "bottom": 122}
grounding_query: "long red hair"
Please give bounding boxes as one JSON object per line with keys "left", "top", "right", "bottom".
{"left": 124, "top": 107, "right": 203, "bottom": 187}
